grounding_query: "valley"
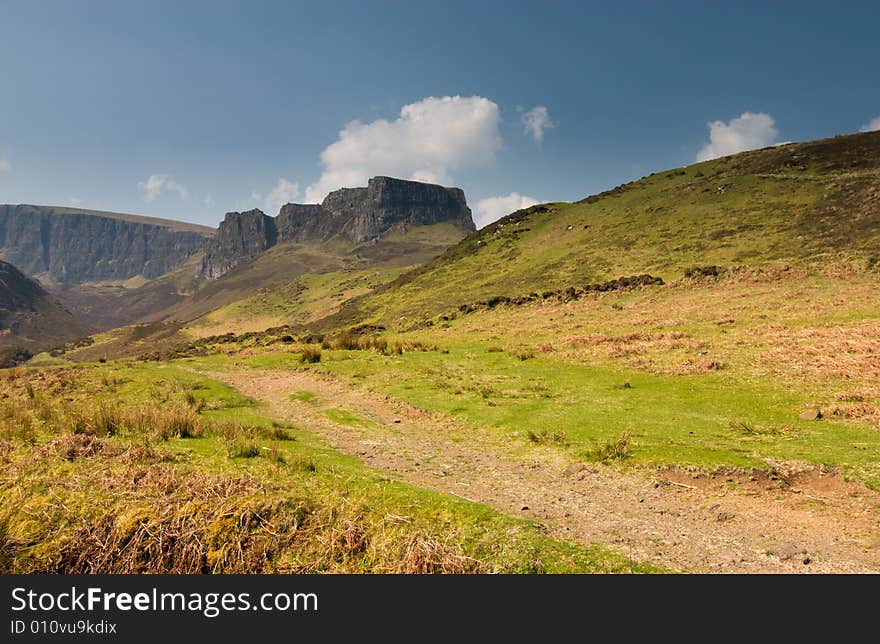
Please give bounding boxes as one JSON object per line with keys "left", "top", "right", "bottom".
{"left": 1, "top": 132, "right": 879, "bottom": 574}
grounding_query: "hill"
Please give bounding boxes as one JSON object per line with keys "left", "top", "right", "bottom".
{"left": 0, "top": 260, "right": 89, "bottom": 365}
{"left": 321, "top": 131, "right": 880, "bottom": 330}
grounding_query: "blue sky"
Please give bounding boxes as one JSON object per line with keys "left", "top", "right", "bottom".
{"left": 1, "top": 0, "right": 878, "bottom": 227}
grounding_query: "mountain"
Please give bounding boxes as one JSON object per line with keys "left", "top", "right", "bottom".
{"left": 199, "top": 176, "right": 474, "bottom": 279}
{"left": 0, "top": 260, "right": 89, "bottom": 365}
{"left": 0, "top": 177, "right": 476, "bottom": 337}
{"left": 0, "top": 204, "right": 213, "bottom": 284}
{"left": 317, "top": 130, "right": 880, "bottom": 330}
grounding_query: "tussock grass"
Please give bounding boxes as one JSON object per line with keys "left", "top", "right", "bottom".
{"left": 300, "top": 347, "right": 322, "bottom": 363}
{"left": 585, "top": 432, "right": 632, "bottom": 463}
{"left": 527, "top": 429, "right": 567, "bottom": 446}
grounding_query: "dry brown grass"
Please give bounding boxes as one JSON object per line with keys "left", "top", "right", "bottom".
{"left": 390, "top": 534, "right": 487, "bottom": 573}
{"left": 826, "top": 403, "right": 880, "bottom": 429}
{"left": 753, "top": 320, "right": 880, "bottom": 383}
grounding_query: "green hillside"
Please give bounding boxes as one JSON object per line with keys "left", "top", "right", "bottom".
{"left": 55, "top": 222, "right": 468, "bottom": 361}
{"left": 325, "top": 131, "right": 880, "bottom": 330}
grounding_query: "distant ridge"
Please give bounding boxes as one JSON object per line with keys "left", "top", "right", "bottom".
{"left": 0, "top": 204, "right": 213, "bottom": 283}
{"left": 1, "top": 204, "right": 216, "bottom": 235}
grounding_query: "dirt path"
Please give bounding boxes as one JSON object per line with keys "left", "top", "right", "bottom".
{"left": 203, "top": 367, "right": 880, "bottom": 573}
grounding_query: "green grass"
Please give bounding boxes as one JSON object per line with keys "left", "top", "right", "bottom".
{"left": 290, "top": 390, "right": 317, "bottom": 403}
{"left": 0, "top": 361, "right": 657, "bottom": 573}
{"left": 245, "top": 340, "right": 880, "bottom": 488}
{"left": 322, "top": 408, "right": 375, "bottom": 428}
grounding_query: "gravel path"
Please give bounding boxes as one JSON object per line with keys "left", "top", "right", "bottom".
{"left": 203, "top": 367, "right": 880, "bottom": 573}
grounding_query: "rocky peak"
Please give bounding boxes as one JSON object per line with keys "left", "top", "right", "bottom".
{"left": 329, "top": 176, "right": 473, "bottom": 243}
{"left": 198, "top": 177, "right": 475, "bottom": 279}
{"left": 199, "top": 209, "right": 277, "bottom": 280}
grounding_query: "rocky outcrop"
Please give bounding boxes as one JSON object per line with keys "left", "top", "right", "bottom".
{"left": 0, "top": 205, "right": 212, "bottom": 284}
{"left": 199, "top": 177, "right": 474, "bottom": 278}
{"left": 198, "top": 209, "right": 277, "bottom": 280}
{"left": 327, "top": 176, "right": 473, "bottom": 243}
{"left": 275, "top": 204, "right": 330, "bottom": 243}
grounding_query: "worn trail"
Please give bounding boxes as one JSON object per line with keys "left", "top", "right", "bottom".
{"left": 204, "top": 367, "right": 880, "bottom": 573}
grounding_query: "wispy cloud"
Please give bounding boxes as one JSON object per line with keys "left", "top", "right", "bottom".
{"left": 304, "top": 95, "right": 502, "bottom": 203}
{"left": 136, "top": 174, "right": 189, "bottom": 202}
{"left": 859, "top": 116, "right": 880, "bottom": 133}
{"left": 0, "top": 157, "right": 10, "bottom": 172}
{"left": 473, "top": 192, "right": 540, "bottom": 228}
{"left": 520, "top": 106, "right": 554, "bottom": 144}
{"left": 696, "top": 112, "right": 779, "bottom": 162}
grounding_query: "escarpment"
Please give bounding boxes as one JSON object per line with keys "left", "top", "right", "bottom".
{"left": 199, "top": 176, "right": 474, "bottom": 279}
{"left": 0, "top": 205, "right": 212, "bottom": 284}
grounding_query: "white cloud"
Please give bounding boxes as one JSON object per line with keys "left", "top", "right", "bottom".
{"left": 473, "top": 192, "right": 540, "bottom": 228}
{"left": 204, "top": 194, "right": 214, "bottom": 208}
{"left": 263, "top": 178, "right": 300, "bottom": 215}
{"left": 0, "top": 157, "right": 10, "bottom": 172}
{"left": 68, "top": 196, "right": 82, "bottom": 206}
{"left": 304, "top": 95, "right": 502, "bottom": 203}
{"left": 859, "top": 116, "right": 880, "bottom": 133}
{"left": 696, "top": 112, "right": 780, "bottom": 162}
{"left": 520, "top": 106, "right": 554, "bottom": 144}
{"left": 137, "top": 174, "right": 189, "bottom": 202}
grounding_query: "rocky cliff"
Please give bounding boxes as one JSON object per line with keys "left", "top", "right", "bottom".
{"left": 0, "top": 205, "right": 213, "bottom": 284}
{"left": 0, "top": 260, "right": 89, "bottom": 365}
{"left": 198, "top": 209, "right": 277, "bottom": 280}
{"left": 199, "top": 177, "right": 474, "bottom": 278}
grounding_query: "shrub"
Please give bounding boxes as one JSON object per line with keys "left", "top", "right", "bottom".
{"left": 514, "top": 348, "right": 535, "bottom": 361}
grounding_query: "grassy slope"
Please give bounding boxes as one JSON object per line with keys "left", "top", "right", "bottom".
{"left": 0, "top": 263, "right": 89, "bottom": 364}
{"left": 58, "top": 222, "right": 469, "bottom": 360}
{"left": 327, "top": 131, "right": 880, "bottom": 330}
{"left": 185, "top": 263, "right": 880, "bottom": 489}
{"left": 54, "top": 253, "right": 205, "bottom": 331}
{"left": 0, "top": 362, "right": 654, "bottom": 573}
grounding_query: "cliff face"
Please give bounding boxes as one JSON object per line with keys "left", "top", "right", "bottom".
{"left": 198, "top": 209, "right": 277, "bottom": 280}
{"left": 0, "top": 205, "right": 212, "bottom": 284}
{"left": 329, "top": 176, "right": 473, "bottom": 243}
{"left": 199, "top": 177, "right": 474, "bottom": 278}
{"left": 275, "top": 203, "right": 332, "bottom": 243}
